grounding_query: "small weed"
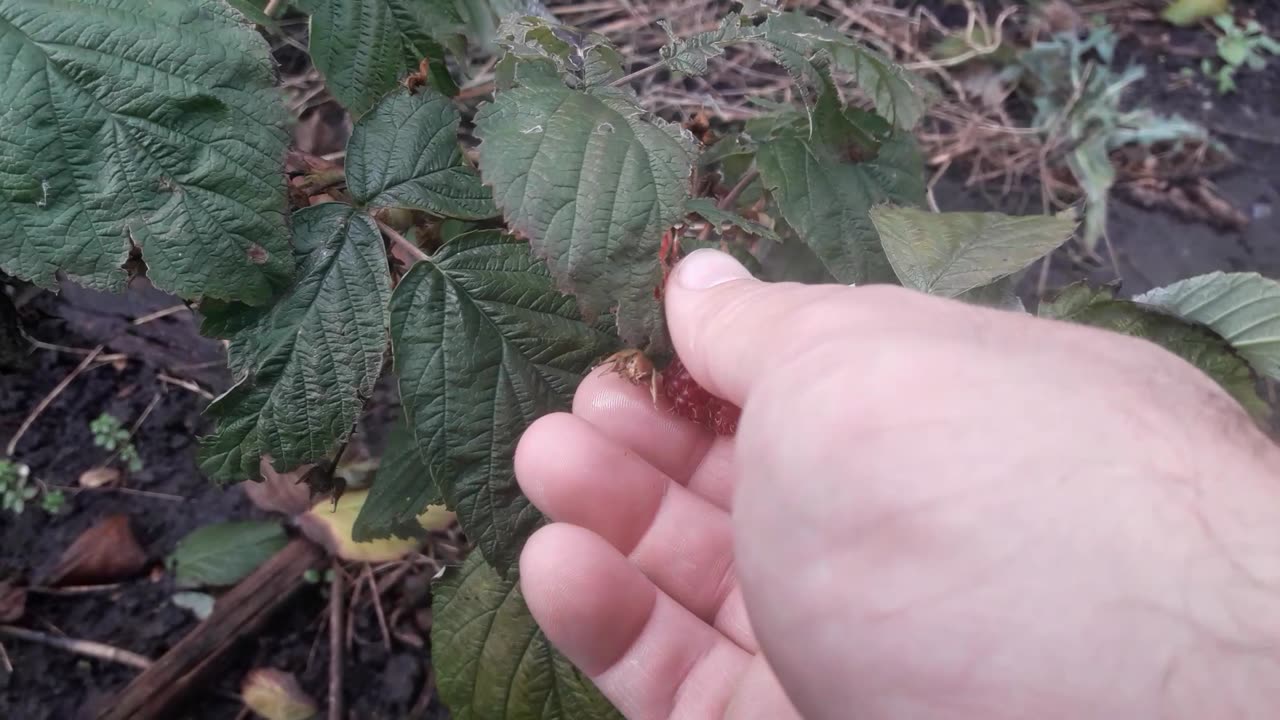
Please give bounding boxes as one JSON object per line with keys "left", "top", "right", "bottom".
{"left": 41, "top": 489, "right": 67, "bottom": 514}
{"left": 0, "top": 459, "right": 36, "bottom": 514}
{"left": 90, "top": 412, "right": 143, "bottom": 473}
{"left": 1, "top": 458, "right": 65, "bottom": 515}
{"left": 1202, "top": 15, "right": 1280, "bottom": 94}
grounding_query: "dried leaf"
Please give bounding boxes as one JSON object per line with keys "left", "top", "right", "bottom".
{"left": 242, "top": 668, "right": 319, "bottom": 720}
{"left": 78, "top": 466, "right": 120, "bottom": 489}
{"left": 299, "top": 489, "right": 452, "bottom": 563}
{"left": 243, "top": 459, "right": 314, "bottom": 517}
{"left": 47, "top": 514, "right": 148, "bottom": 587}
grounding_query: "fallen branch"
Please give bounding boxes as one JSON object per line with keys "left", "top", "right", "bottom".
{"left": 0, "top": 624, "right": 152, "bottom": 670}
{"left": 97, "top": 538, "right": 325, "bottom": 720}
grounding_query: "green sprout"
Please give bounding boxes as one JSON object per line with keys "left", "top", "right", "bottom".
{"left": 41, "top": 489, "right": 68, "bottom": 515}
{"left": 90, "top": 412, "right": 143, "bottom": 473}
{"left": 1202, "top": 15, "right": 1280, "bottom": 93}
{"left": 0, "top": 458, "right": 65, "bottom": 515}
{"left": 0, "top": 459, "right": 36, "bottom": 514}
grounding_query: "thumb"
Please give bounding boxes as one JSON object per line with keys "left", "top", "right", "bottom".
{"left": 663, "top": 249, "right": 862, "bottom": 407}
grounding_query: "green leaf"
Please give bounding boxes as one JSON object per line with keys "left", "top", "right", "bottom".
{"left": 346, "top": 89, "right": 496, "bottom": 220}
{"left": 870, "top": 207, "right": 1076, "bottom": 298}
{"left": 494, "top": 14, "right": 624, "bottom": 89}
{"left": 1161, "top": 0, "right": 1230, "bottom": 26}
{"left": 659, "top": 14, "right": 745, "bottom": 76}
{"left": 433, "top": 553, "right": 621, "bottom": 720}
{"left": 352, "top": 412, "right": 443, "bottom": 542}
{"left": 685, "top": 197, "right": 781, "bottom": 243}
{"left": 475, "top": 83, "right": 696, "bottom": 350}
{"left": 1134, "top": 272, "right": 1280, "bottom": 380}
{"left": 756, "top": 95, "right": 925, "bottom": 285}
{"left": 168, "top": 521, "right": 288, "bottom": 588}
{"left": 756, "top": 12, "right": 927, "bottom": 130}
{"left": 0, "top": 0, "right": 292, "bottom": 305}
{"left": 390, "top": 232, "right": 618, "bottom": 573}
{"left": 1065, "top": 135, "right": 1114, "bottom": 254}
{"left": 956, "top": 277, "right": 1027, "bottom": 313}
{"left": 201, "top": 204, "right": 391, "bottom": 482}
{"left": 1040, "top": 285, "right": 1268, "bottom": 419}
{"left": 298, "top": 0, "right": 460, "bottom": 116}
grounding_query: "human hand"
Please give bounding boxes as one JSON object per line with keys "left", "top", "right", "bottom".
{"left": 516, "top": 249, "right": 1280, "bottom": 720}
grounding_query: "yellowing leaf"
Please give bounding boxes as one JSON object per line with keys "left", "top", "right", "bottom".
{"left": 1162, "top": 0, "right": 1230, "bottom": 26}
{"left": 242, "top": 668, "right": 318, "bottom": 720}
{"left": 299, "top": 489, "right": 453, "bottom": 562}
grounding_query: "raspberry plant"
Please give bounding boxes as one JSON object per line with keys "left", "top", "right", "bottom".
{"left": 5, "top": 1, "right": 1280, "bottom": 717}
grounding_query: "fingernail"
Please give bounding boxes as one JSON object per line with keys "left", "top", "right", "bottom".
{"left": 674, "top": 249, "right": 752, "bottom": 289}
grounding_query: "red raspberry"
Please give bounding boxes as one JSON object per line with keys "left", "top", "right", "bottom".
{"left": 661, "top": 357, "right": 740, "bottom": 436}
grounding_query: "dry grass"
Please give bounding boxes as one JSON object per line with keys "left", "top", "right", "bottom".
{"left": 543, "top": 0, "right": 1242, "bottom": 241}
{"left": 542, "top": 0, "right": 1077, "bottom": 210}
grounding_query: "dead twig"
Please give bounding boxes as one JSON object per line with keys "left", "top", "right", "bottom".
{"left": 27, "top": 583, "right": 126, "bottom": 597}
{"left": 131, "top": 305, "right": 189, "bottom": 326}
{"left": 328, "top": 559, "right": 345, "bottom": 720}
{"left": 375, "top": 218, "right": 429, "bottom": 263}
{"left": 0, "top": 624, "right": 152, "bottom": 670}
{"left": 157, "top": 373, "right": 216, "bottom": 401}
{"left": 365, "top": 564, "right": 393, "bottom": 653}
{"left": 23, "top": 336, "right": 128, "bottom": 363}
{"left": 6, "top": 345, "right": 105, "bottom": 456}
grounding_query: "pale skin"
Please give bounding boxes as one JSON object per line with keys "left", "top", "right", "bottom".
{"left": 515, "top": 249, "right": 1280, "bottom": 720}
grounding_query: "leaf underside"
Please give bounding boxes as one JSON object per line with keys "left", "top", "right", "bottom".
{"left": 1041, "top": 284, "right": 1268, "bottom": 419}
{"left": 1135, "top": 272, "right": 1280, "bottom": 380}
{"left": 0, "top": 0, "right": 292, "bottom": 304}
{"left": 433, "top": 553, "right": 622, "bottom": 720}
{"left": 474, "top": 82, "right": 696, "bottom": 351}
{"left": 352, "top": 411, "right": 443, "bottom": 542}
{"left": 299, "top": 0, "right": 460, "bottom": 116}
{"left": 390, "top": 232, "right": 618, "bottom": 573}
{"left": 757, "top": 100, "right": 925, "bottom": 285}
{"left": 345, "top": 88, "right": 496, "bottom": 220}
{"left": 871, "top": 206, "right": 1077, "bottom": 298}
{"left": 200, "top": 203, "right": 391, "bottom": 483}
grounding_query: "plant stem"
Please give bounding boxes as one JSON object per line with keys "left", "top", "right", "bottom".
{"left": 718, "top": 166, "right": 759, "bottom": 211}
{"left": 375, "top": 218, "right": 429, "bottom": 263}
{"left": 611, "top": 60, "right": 667, "bottom": 88}
{"left": 698, "top": 165, "right": 760, "bottom": 243}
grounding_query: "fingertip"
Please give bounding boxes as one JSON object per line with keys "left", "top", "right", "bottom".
{"left": 670, "top": 248, "right": 754, "bottom": 290}
{"left": 514, "top": 412, "right": 579, "bottom": 507}
{"left": 520, "top": 524, "right": 656, "bottom": 677}
{"left": 573, "top": 367, "right": 716, "bottom": 481}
